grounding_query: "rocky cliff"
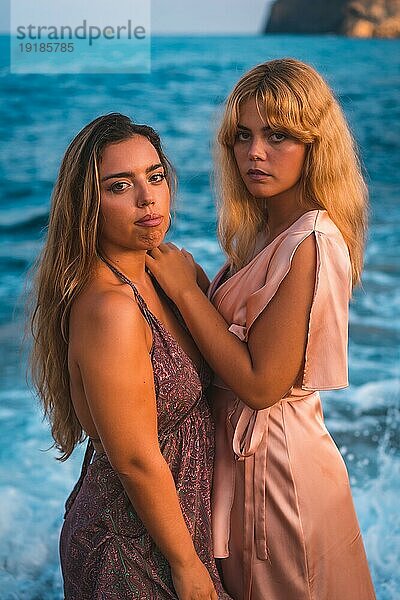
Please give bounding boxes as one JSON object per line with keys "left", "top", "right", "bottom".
{"left": 265, "top": 0, "right": 400, "bottom": 37}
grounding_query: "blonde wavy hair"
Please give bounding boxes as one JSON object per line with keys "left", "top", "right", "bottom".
{"left": 30, "top": 113, "right": 176, "bottom": 460}
{"left": 216, "top": 58, "right": 368, "bottom": 285}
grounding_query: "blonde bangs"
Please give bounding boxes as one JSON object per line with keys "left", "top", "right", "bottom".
{"left": 253, "top": 88, "right": 316, "bottom": 144}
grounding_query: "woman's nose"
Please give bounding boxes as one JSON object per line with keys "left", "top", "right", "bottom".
{"left": 248, "top": 137, "right": 266, "bottom": 161}
{"left": 137, "top": 185, "right": 155, "bottom": 207}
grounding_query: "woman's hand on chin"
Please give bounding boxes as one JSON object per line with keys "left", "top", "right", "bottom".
{"left": 146, "top": 242, "right": 199, "bottom": 303}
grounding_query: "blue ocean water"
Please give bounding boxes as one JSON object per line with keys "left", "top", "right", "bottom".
{"left": 0, "top": 34, "right": 399, "bottom": 599}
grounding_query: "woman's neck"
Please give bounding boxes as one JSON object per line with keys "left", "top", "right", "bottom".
{"left": 98, "top": 249, "right": 148, "bottom": 285}
{"left": 267, "top": 207, "right": 307, "bottom": 236}
{"left": 263, "top": 192, "right": 315, "bottom": 240}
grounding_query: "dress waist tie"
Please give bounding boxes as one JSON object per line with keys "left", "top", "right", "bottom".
{"left": 231, "top": 404, "right": 270, "bottom": 600}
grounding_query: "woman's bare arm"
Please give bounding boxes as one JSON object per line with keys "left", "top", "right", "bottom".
{"left": 146, "top": 236, "right": 316, "bottom": 410}
{"left": 75, "top": 291, "right": 217, "bottom": 599}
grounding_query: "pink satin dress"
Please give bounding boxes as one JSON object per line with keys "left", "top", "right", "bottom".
{"left": 208, "top": 210, "right": 376, "bottom": 600}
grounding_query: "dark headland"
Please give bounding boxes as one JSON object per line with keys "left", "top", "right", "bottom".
{"left": 264, "top": 0, "right": 400, "bottom": 37}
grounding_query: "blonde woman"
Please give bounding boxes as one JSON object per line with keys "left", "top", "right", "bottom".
{"left": 30, "top": 113, "right": 231, "bottom": 599}
{"left": 146, "top": 59, "right": 376, "bottom": 599}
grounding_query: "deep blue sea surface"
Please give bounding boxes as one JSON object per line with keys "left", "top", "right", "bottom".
{"left": 0, "top": 35, "right": 399, "bottom": 599}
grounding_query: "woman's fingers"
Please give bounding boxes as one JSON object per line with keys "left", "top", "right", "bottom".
{"left": 148, "top": 242, "right": 179, "bottom": 257}
{"left": 160, "top": 241, "right": 179, "bottom": 252}
{"left": 147, "top": 247, "right": 161, "bottom": 258}
{"left": 148, "top": 243, "right": 190, "bottom": 260}
{"left": 181, "top": 248, "right": 194, "bottom": 259}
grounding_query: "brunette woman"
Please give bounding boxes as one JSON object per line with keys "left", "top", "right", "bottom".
{"left": 30, "top": 113, "right": 231, "bottom": 600}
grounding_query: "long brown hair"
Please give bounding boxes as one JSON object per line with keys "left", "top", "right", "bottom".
{"left": 216, "top": 58, "right": 368, "bottom": 285}
{"left": 30, "top": 113, "right": 176, "bottom": 460}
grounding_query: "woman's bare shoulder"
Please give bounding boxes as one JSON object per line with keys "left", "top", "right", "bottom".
{"left": 69, "top": 275, "right": 150, "bottom": 351}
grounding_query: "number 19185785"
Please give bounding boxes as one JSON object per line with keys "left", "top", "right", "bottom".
{"left": 19, "top": 43, "right": 74, "bottom": 53}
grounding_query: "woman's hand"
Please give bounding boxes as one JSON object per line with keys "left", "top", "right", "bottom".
{"left": 146, "top": 243, "right": 200, "bottom": 303}
{"left": 193, "top": 260, "right": 210, "bottom": 294}
{"left": 180, "top": 248, "right": 210, "bottom": 293}
{"left": 171, "top": 557, "right": 218, "bottom": 600}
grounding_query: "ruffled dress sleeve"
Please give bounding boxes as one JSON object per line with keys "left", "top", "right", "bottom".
{"left": 241, "top": 225, "right": 352, "bottom": 391}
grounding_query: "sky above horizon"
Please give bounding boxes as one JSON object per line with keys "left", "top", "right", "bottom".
{"left": 1, "top": 0, "right": 272, "bottom": 34}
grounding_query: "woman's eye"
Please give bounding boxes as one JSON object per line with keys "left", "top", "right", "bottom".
{"left": 150, "top": 172, "right": 165, "bottom": 183}
{"left": 269, "top": 132, "right": 286, "bottom": 142}
{"left": 109, "top": 181, "right": 130, "bottom": 193}
{"left": 236, "top": 130, "right": 251, "bottom": 142}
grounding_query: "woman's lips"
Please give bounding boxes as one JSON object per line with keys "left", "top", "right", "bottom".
{"left": 135, "top": 214, "right": 164, "bottom": 227}
{"left": 247, "top": 168, "right": 272, "bottom": 181}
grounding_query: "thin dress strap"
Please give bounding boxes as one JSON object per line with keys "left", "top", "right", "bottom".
{"left": 99, "top": 256, "right": 154, "bottom": 326}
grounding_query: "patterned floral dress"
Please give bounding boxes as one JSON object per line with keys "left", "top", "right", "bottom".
{"left": 60, "top": 263, "right": 231, "bottom": 599}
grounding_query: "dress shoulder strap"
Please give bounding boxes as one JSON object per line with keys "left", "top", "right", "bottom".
{"left": 99, "top": 256, "right": 154, "bottom": 326}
